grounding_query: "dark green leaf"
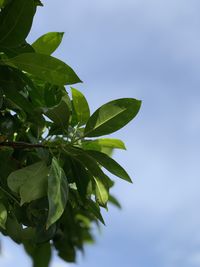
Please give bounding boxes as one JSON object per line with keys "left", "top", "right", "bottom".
{"left": 4, "top": 53, "right": 82, "bottom": 85}
{"left": 7, "top": 161, "right": 49, "bottom": 205}
{"left": 70, "top": 158, "right": 90, "bottom": 199}
{"left": 0, "top": 0, "right": 35, "bottom": 47}
{"left": 71, "top": 87, "right": 90, "bottom": 126}
{"left": 84, "top": 98, "right": 141, "bottom": 137}
{"left": 24, "top": 242, "right": 51, "bottom": 267}
{"left": 44, "top": 95, "right": 70, "bottom": 129}
{"left": 32, "top": 32, "right": 64, "bottom": 55}
{"left": 87, "top": 200, "right": 105, "bottom": 225}
{"left": 87, "top": 150, "right": 132, "bottom": 183}
{"left": 108, "top": 195, "right": 121, "bottom": 209}
{"left": 46, "top": 157, "right": 69, "bottom": 229}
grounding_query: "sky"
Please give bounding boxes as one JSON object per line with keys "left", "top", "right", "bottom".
{"left": 1, "top": 0, "right": 200, "bottom": 266}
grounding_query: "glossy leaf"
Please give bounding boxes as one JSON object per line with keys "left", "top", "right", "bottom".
{"left": 46, "top": 157, "right": 69, "bottom": 229}
{"left": 4, "top": 53, "right": 82, "bottom": 85}
{"left": 7, "top": 161, "right": 49, "bottom": 205}
{"left": 0, "top": 202, "right": 7, "bottom": 229}
{"left": 71, "top": 87, "right": 90, "bottom": 126}
{"left": 0, "top": 0, "right": 35, "bottom": 47}
{"left": 32, "top": 32, "right": 64, "bottom": 55}
{"left": 84, "top": 98, "right": 141, "bottom": 137}
{"left": 87, "top": 150, "right": 132, "bottom": 183}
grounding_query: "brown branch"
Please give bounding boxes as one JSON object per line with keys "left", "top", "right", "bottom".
{"left": 0, "top": 141, "right": 47, "bottom": 149}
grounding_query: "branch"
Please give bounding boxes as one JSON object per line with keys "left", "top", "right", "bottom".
{"left": 0, "top": 141, "right": 47, "bottom": 149}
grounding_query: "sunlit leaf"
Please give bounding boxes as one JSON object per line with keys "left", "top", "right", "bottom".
{"left": 84, "top": 98, "right": 141, "bottom": 137}
{"left": 71, "top": 87, "right": 90, "bottom": 126}
{"left": 32, "top": 32, "right": 64, "bottom": 55}
{"left": 4, "top": 53, "right": 82, "bottom": 85}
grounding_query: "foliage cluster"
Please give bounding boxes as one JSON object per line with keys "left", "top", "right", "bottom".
{"left": 0, "top": 0, "right": 141, "bottom": 266}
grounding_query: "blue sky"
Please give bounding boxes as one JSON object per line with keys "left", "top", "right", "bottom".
{"left": 1, "top": 0, "right": 200, "bottom": 266}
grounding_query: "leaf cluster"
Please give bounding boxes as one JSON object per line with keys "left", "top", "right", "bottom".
{"left": 0, "top": 1, "right": 141, "bottom": 266}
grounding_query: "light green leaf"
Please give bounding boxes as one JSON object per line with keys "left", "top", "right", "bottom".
{"left": 93, "top": 177, "right": 109, "bottom": 207}
{"left": 87, "top": 150, "right": 132, "bottom": 183}
{"left": 32, "top": 32, "right": 64, "bottom": 55}
{"left": 82, "top": 138, "right": 126, "bottom": 151}
{"left": 44, "top": 95, "right": 70, "bottom": 129}
{"left": 4, "top": 53, "right": 82, "bottom": 85}
{"left": 0, "top": 202, "right": 7, "bottom": 229}
{"left": 0, "top": 0, "right": 6, "bottom": 8}
{"left": 0, "top": 0, "right": 35, "bottom": 47}
{"left": 46, "top": 157, "right": 69, "bottom": 229}
{"left": 71, "top": 87, "right": 90, "bottom": 126}
{"left": 7, "top": 161, "right": 49, "bottom": 205}
{"left": 84, "top": 98, "right": 141, "bottom": 137}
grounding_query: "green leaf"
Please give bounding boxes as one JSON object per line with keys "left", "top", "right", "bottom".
{"left": 108, "top": 195, "right": 121, "bottom": 209}
{"left": 24, "top": 242, "right": 51, "bottom": 267}
{"left": 64, "top": 146, "right": 109, "bottom": 183}
{"left": 46, "top": 157, "right": 69, "bottom": 229}
{"left": 4, "top": 53, "right": 82, "bottom": 85}
{"left": 7, "top": 161, "right": 49, "bottom": 205}
{"left": 32, "top": 32, "right": 64, "bottom": 55}
{"left": 44, "top": 95, "right": 71, "bottom": 129}
{"left": 87, "top": 150, "right": 132, "bottom": 183}
{"left": 1, "top": 42, "right": 34, "bottom": 57}
{"left": 0, "top": 202, "right": 7, "bottom": 229}
{"left": 93, "top": 177, "right": 109, "bottom": 207}
{"left": 82, "top": 138, "right": 126, "bottom": 151}
{"left": 70, "top": 158, "right": 90, "bottom": 199}
{"left": 84, "top": 98, "right": 141, "bottom": 137}
{"left": 0, "top": 0, "right": 7, "bottom": 9}
{"left": 71, "top": 87, "right": 90, "bottom": 126}
{"left": 0, "top": 0, "right": 35, "bottom": 47}
{"left": 87, "top": 200, "right": 105, "bottom": 225}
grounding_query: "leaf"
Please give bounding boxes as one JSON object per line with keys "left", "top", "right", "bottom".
{"left": 64, "top": 146, "right": 108, "bottom": 183}
{"left": 24, "top": 241, "right": 51, "bottom": 267}
{"left": 0, "top": 0, "right": 7, "bottom": 8}
{"left": 87, "top": 150, "right": 132, "bottom": 183}
{"left": 87, "top": 200, "right": 105, "bottom": 225}
{"left": 4, "top": 53, "right": 82, "bottom": 85}
{"left": 32, "top": 32, "right": 64, "bottom": 55}
{"left": 7, "top": 161, "right": 49, "bottom": 205}
{"left": 70, "top": 158, "right": 90, "bottom": 199}
{"left": 108, "top": 195, "right": 121, "bottom": 209}
{"left": 1, "top": 42, "right": 34, "bottom": 57}
{"left": 82, "top": 138, "right": 126, "bottom": 151}
{"left": 84, "top": 98, "right": 141, "bottom": 137}
{"left": 0, "top": 202, "right": 7, "bottom": 229}
{"left": 46, "top": 157, "right": 69, "bottom": 229}
{"left": 0, "top": 0, "right": 35, "bottom": 47}
{"left": 71, "top": 87, "right": 90, "bottom": 126}
{"left": 93, "top": 177, "right": 109, "bottom": 207}
{"left": 44, "top": 95, "right": 71, "bottom": 129}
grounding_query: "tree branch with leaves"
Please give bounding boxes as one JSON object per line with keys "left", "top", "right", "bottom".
{"left": 0, "top": 0, "right": 141, "bottom": 266}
